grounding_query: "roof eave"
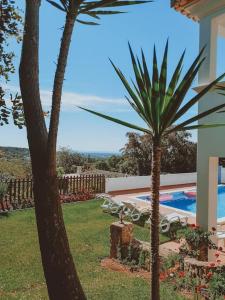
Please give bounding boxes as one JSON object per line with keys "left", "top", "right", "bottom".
{"left": 171, "top": 0, "right": 201, "bottom": 21}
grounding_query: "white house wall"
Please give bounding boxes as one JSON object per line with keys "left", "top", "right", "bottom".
{"left": 197, "top": 10, "right": 225, "bottom": 237}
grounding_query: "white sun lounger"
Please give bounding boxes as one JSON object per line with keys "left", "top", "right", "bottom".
{"left": 122, "top": 200, "right": 151, "bottom": 222}
{"left": 216, "top": 224, "right": 225, "bottom": 246}
{"left": 98, "top": 194, "right": 124, "bottom": 214}
{"left": 217, "top": 232, "right": 225, "bottom": 246}
{"left": 160, "top": 212, "right": 188, "bottom": 233}
{"left": 146, "top": 212, "right": 188, "bottom": 233}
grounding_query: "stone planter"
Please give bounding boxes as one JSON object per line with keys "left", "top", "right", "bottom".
{"left": 110, "top": 221, "right": 133, "bottom": 260}
{"left": 109, "top": 223, "right": 151, "bottom": 270}
{"left": 186, "top": 242, "right": 208, "bottom": 262}
{"left": 184, "top": 257, "right": 222, "bottom": 279}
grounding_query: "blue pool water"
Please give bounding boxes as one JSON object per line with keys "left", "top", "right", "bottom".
{"left": 137, "top": 185, "right": 225, "bottom": 218}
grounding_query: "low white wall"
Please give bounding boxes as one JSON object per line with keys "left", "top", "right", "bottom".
{"left": 160, "top": 173, "right": 197, "bottom": 187}
{"left": 106, "top": 176, "right": 150, "bottom": 193}
{"left": 106, "top": 173, "right": 197, "bottom": 193}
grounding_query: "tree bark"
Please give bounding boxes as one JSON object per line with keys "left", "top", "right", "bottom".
{"left": 48, "top": 11, "right": 76, "bottom": 174}
{"left": 19, "top": 1, "right": 86, "bottom": 299}
{"left": 150, "top": 137, "right": 161, "bottom": 300}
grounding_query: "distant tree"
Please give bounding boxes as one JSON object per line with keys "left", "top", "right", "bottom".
{"left": 120, "top": 131, "right": 197, "bottom": 175}
{"left": 116, "top": 158, "right": 133, "bottom": 174}
{"left": 57, "top": 147, "right": 85, "bottom": 173}
{"left": 0, "top": 158, "right": 31, "bottom": 178}
{"left": 120, "top": 132, "right": 151, "bottom": 175}
{"left": 56, "top": 166, "right": 65, "bottom": 177}
{"left": 107, "top": 155, "right": 122, "bottom": 171}
{"left": 161, "top": 131, "right": 197, "bottom": 173}
{"left": 0, "top": 0, "right": 24, "bottom": 127}
{"left": 94, "top": 159, "right": 110, "bottom": 171}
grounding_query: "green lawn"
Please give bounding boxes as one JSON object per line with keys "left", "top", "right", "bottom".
{"left": 0, "top": 199, "right": 187, "bottom": 299}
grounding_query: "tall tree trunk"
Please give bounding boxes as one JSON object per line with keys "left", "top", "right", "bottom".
{"left": 48, "top": 9, "right": 76, "bottom": 173}
{"left": 150, "top": 137, "right": 161, "bottom": 300}
{"left": 19, "top": 1, "right": 86, "bottom": 299}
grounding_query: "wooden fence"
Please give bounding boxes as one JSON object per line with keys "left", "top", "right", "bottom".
{"left": 0, "top": 174, "right": 105, "bottom": 211}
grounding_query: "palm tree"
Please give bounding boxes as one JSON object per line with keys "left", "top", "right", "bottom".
{"left": 19, "top": 1, "right": 150, "bottom": 299}
{"left": 79, "top": 42, "right": 225, "bottom": 299}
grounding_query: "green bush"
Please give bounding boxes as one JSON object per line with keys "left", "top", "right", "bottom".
{"left": 208, "top": 270, "right": 225, "bottom": 299}
{"left": 0, "top": 181, "right": 8, "bottom": 200}
{"left": 161, "top": 253, "right": 180, "bottom": 272}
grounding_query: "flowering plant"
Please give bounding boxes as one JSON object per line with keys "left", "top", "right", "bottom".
{"left": 158, "top": 250, "right": 225, "bottom": 299}
{"left": 60, "top": 189, "right": 95, "bottom": 203}
{"left": 180, "top": 224, "right": 217, "bottom": 261}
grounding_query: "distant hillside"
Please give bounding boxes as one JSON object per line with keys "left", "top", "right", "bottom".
{"left": 81, "top": 152, "right": 120, "bottom": 159}
{"left": 0, "top": 147, "right": 119, "bottom": 160}
{"left": 0, "top": 146, "right": 30, "bottom": 160}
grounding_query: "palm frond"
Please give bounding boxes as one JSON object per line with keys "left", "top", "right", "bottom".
{"left": 109, "top": 59, "right": 150, "bottom": 124}
{"left": 159, "top": 39, "right": 168, "bottom": 111}
{"left": 84, "top": 12, "right": 101, "bottom": 19}
{"left": 77, "top": 19, "right": 99, "bottom": 25}
{"left": 160, "top": 52, "right": 205, "bottom": 131}
{"left": 151, "top": 45, "right": 160, "bottom": 133}
{"left": 46, "top": 0, "right": 66, "bottom": 11}
{"left": 81, "top": 0, "right": 150, "bottom": 10}
{"left": 125, "top": 95, "right": 151, "bottom": 124}
{"left": 127, "top": 44, "right": 152, "bottom": 123}
{"left": 79, "top": 0, "right": 150, "bottom": 14}
{"left": 172, "top": 72, "right": 225, "bottom": 123}
{"left": 78, "top": 106, "right": 152, "bottom": 134}
{"left": 141, "top": 48, "right": 151, "bottom": 92}
{"left": 47, "top": 0, "right": 151, "bottom": 21}
{"left": 59, "top": 0, "right": 69, "bottom": 11}
{"left": 83, "top": 10, "right": 125, "bottom": 16}
{"left": 167, "top": 102, "right": 225, "bottom": 134}
{"left": 79, "top": 42, "right": 225, "bottom": 140}
{"left": 176, "top": 123, "right": 225, "bottom": 131}
{"left": 162, "top": 49, "right": 185, "bottom": 112}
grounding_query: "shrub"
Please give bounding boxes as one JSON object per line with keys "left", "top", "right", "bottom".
{"left": 57, "top": 167, "right": 64, "bottom": 177}
{"left": 160, "top": 253, "right": 180, "bottom": 273}
{"left": 208, "top": 269, "right": 225, "bottom": 299}
{"left": 0, "top": 181, "right": 8, "bottom": 200}
{"left": 179, "top": 225, "right": 217, "bottom": 261}
{"left": 0, "top": 160, "right": 31, "bottom": 178}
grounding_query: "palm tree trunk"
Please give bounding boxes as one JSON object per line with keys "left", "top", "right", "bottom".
{"left": 150, "top": 137, "right": 161, "bottom": 300}
{"left": 19, "top": 1, "right": 86, "bottom": 299}
{"left": 47, "top": 11, "right": 76, "bottom": 173}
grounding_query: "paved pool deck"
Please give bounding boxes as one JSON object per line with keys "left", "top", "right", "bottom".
{"left": 109, "top": 184, "right": 197, "bottom": 224}
{"left": 108, "top": 184, "right": 225, "bottom": 262}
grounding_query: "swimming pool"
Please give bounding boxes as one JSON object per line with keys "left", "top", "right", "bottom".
{"left": 136, "top": 185, "right": 225, "bottom": 219}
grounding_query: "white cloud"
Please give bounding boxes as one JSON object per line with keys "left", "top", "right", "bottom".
{"left": 41, "top": 89, "right": 130, "bottom": 112}
{"left": 3, "top": 84, "right": 130, "bottom": 112}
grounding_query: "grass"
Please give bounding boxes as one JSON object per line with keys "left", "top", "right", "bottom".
{"left": 0, "top": 199, "right": 187, "bottom": 299}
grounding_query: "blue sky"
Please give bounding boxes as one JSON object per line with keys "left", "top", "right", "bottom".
{"left": 3, "top": 0, "right": 223, "bottom": 152}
